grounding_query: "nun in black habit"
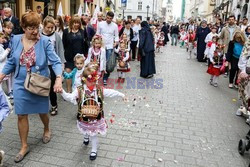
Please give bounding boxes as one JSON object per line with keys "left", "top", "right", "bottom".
{"left": 139, "top": 21, "right": 156, "bottom": 78}
{"left": 196, "top": 20, "right": 210, "bottom": 62}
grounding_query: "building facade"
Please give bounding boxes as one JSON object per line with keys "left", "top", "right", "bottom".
{"left": 165, "top": 0, "right": 173, "bottom": 23}
{"left": 123, "top": 0, "right": 163, "bottom": 21}
{"left": 189, "top": 0, "right": 215, "bottom": 23}
{"left": 0, "top": 0, "right": 103, "bottom": 19}
{"left": 231, "top": 0, "right": 250, "bottom": 22}
{"left": 184, "top": 0, "right": 191, "bottom": 21}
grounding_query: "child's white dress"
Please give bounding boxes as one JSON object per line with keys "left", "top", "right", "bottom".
{"left": 61, "top": 85, "right": 124, "bottom": 136}
{"left": 204, "top": 32, "right": 218, "bottom": 56}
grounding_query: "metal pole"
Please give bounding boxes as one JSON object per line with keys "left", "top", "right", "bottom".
{"left": 44, "top": 1, "right": 49, "bottom": 17}
{"left": 147, "top": 8, "right": 148, "bottom": 19}
{"left": 225, "top": 1, "right": 229, "bottom": 21}
{"left": 123, "top": 10, "right": 124, "bottom": 20}
{"left": 153, "top": 0, "right": 155, "bottom": 17}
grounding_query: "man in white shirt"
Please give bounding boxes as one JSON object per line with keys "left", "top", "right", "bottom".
{"left": 131, "top": 18, "right": 141, "bottom": 60}
{"left": 97, "top": 11, "right": 119, "bottom": 85}
{"left": 241, "top": 18, "right": 249, "bottom": 32}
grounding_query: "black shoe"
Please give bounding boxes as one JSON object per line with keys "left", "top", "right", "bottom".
{"left": 89, "top": 152, "right": 97, "bottom": 161}
{"left": 146, "top": 74, "right": 154, "bottom": 78}
{"left": 83, "top": 137, "right": 89, "bottom": 145}
{"left": 50, "top": 106, "right": 58, "bottom": 116}
{"left": 103, "top": 80, "right": 107, "bottom": 86}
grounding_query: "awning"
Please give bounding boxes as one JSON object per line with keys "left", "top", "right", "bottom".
{"left": 0, "top": 0, "right": 16, "bottom": 2}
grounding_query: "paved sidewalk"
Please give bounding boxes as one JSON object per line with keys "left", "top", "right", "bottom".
{"left": 1, "top": 45, "right": 250, "bottom": 167}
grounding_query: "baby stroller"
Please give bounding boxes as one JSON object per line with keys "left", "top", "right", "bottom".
{"left": 238, "top": 77, "right": 250, "bottom": 157}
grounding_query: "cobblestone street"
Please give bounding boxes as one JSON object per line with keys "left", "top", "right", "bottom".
{"left": 1, "top": 45, "right": 250, "bottom": 167}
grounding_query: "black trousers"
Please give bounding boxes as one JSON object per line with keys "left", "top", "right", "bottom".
{"left": 229, "top": 56, "right": 239, "bottom": 84}
{"left": 131, "top": 40, "right": 138, "bottom": 60}
{"left": 49, "top": 65, "right": 57, "bottom": 107}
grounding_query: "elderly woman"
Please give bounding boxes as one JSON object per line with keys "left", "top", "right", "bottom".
{"left": 139, "top": 21, "right": 156, "bottom": 78}
{"left": 0, "top": 12, "right": 62, "bottom": 163}
{"left": 196, "top": 20, "right": 210, "bottom": 62}
{"left": 63, "top": 15, "right": 88, "bottom": 93}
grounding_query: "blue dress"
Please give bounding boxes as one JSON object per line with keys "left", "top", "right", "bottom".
{"left": 2, "top": 35, "right": 62, "bottom": 115}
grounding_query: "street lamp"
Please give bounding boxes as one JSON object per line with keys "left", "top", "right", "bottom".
{"left": 146, "top": 5, "right": 150, "bottom": 20}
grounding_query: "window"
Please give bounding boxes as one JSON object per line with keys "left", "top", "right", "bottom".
{"left": 138, "top": 2, "right": 142, "bottom": 10}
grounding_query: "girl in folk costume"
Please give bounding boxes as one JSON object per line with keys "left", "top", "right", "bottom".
{"left": 157, "top": 32, "right": 165, "bottom": 53}
{"left": 85, "top": 35, "right": 106, "bottom": 78}
{"left": 207, "top": 42, "right": 225, "bottom": 87}
{"left": 61, "top": 63, "right": 126, "bottom": 161}
{"left": 120, "top": 33, "right": 131, "bottom": 52}
{"left": 116, "top": 41, "right": 131, "bottom": 83}
{"left": 154, "top": 29, "right": 160, "bottom": 51}
{"left": 204, "top": 26, "right": 218, "bottom": 59}
{"left": 63, "top": 54, "right": 86, "bottom": 91}
{"left": 184, "top": 29, "right": 196, "bottom": 59}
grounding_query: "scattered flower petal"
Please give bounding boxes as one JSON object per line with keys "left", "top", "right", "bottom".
{"left": 158, "top": 158, "right": 163, "bottom": 162}
{"left": 110, "top": 119, "right": 114, "bottom": 124}
{"left": 117, "top": 157, "right": 124, "bottom": 161}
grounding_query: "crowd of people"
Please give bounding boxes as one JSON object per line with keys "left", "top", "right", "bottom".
{"left": 0, "top": 4, "right": 250, "bottom": 165}
{"left": 0, "top": 6, "right": 159, "bottom": 165}
{"left": 162, "top": 16, "right": 250, "bottom": 125}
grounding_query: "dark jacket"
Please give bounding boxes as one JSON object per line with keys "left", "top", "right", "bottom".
{"left": 161, "top": 25, "right": 169, "bottom": 34}
{"left": 119, "top": 27, "right": 134, "bottom": 41}
{"left": 226, "top": 41, "right": 243, "bottom": 62}
{"left": 63, "top": 28, "right": 89, "bottom": 62}
{"left": 86, "top": 24, "right": 96, "bottom": 42}
{"left": 170, "top": 25, "right": 179, "bottom": 35}
{"left": 139, "top": 23, "right": 154, "bottom": 53}
{"left": 4, "top": 16, "right": 22, "bottom": 35}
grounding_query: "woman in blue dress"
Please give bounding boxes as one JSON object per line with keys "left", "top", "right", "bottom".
{"left": 0, "top": 12, "right": 62, "bottom": 163}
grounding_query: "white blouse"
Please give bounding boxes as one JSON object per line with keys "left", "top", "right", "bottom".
{"left": 61, "top": 85, "right": 125, "bottom": 105}
{"left": 85, "top": 47, "right": 106, "bottom": 72}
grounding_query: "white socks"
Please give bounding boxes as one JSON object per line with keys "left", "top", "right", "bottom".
{"left": 91, "top": 135, "right": 98, "bottom": 155}
{"left": 7, "top": 76, "right": 13, "bottom": 93}
{"left": 83, "top": 134, "right": 98, "bottom": 155}
{"left": 83, "top": 134, "right": 89, "bottom": 143}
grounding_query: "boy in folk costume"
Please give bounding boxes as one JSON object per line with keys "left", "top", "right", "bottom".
{"left": 207, "top": 43, "right": 225, "bottom": 87}
{"left": 179, "top": 29, "right": 187, "bottom": 48}
{"left": 116, "top": 41, "right": 130, "bottom": 83}
{"left": 61, "top": 63, "right": 126, "bottom": 161}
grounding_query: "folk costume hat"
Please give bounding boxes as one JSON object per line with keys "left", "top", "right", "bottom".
{"left": 82, "top": 63, "right": 100, "bottom": 84}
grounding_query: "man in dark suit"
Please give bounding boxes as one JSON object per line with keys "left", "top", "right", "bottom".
{"left": 3, "top": 7, "right": 21, "bottom": 34}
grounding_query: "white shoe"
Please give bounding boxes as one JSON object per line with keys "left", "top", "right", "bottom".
{"left": 0, "top": 150, "right": 5, "bottom": 167}
{"left": 229, "top": 84, "right": 233, "bottom": 88}
{"left": 236, "top": 109, "right": 242, "bottom": 116}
